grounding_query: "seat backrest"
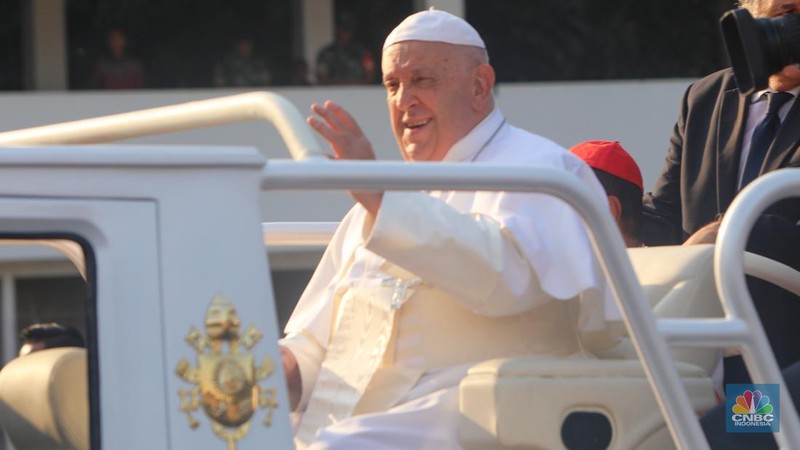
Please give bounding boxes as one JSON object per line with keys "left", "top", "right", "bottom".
{"left": 0, "top": 347, "right": 89, "bottom": 450}
{"left": 458, "top": 245, "right": 724, "bottom": 450}
{"left": 594, "top": 244, "right": 724, "bottom": 374}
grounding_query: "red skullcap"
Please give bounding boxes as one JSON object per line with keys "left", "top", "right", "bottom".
{"left": 569, "top": 140, "right": 643, "bottom": 191}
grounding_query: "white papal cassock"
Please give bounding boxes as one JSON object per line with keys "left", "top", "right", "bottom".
{"left": 280, "top": 108, "right": 619, "bottom": 450}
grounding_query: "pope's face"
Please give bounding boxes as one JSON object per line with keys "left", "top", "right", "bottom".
{"left": 382, "top": 41, "right": 481, "bottom": 162}
{"left": 762, "top": 1, "right": 800, "bottom": 90}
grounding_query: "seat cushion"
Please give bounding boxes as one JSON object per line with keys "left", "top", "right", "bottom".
{"left": 0, "top": 347, "right": 88, "bottom": 450}
{"left": 593, "top": 245, "right": 724, "bottom": 375}
{"left": 459, "top": 358, "right": 715, "bottom": 450}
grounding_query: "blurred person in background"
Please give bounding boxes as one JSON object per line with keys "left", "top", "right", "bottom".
{"left": 89, "top": 28, "right": 145, "bottom": 90}
{"left": 315, "top": 13, "right": 376, "bottom": 85}
{"left": 213, "top": 36, "right": 273, "bottom": 87}
{"left": 18, "top": 322, "right": 85, "bottom": 357}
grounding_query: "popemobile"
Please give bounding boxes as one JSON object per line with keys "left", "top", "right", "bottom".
{"left": 0, "top": 91, "right": 796, "bottom": 450}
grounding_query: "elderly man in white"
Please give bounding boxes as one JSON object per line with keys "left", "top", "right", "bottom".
{"left": 279, "top": 9, "right": 617, "bottom": 450}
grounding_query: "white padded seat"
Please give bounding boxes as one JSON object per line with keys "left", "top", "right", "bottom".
{"left": 0, "top": 347, "right": 89, "bottom": 450}
{"left": 459, "top": 358, "right": 715, "bottom": 450}
{"left": 596, "top": 244, "right": 723, "bottom": 374}
{"left": 459, "top": 245, "right": 724, "bottom": 450}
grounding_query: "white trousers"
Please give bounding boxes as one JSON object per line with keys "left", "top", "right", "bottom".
{"left": 297, "top": 365, "right": 469, "bottom": 450}
{"left": 306, "top": 387, "right": 462, "bottom": 450}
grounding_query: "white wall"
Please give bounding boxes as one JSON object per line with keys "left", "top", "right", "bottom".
{"left": 494, "top": 79, "right": 689, "bottom": 185}
{"left": 0, "top": 80, "right": 691, "bottom": 222}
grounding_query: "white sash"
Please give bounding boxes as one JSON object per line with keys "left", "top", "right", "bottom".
{"left": 294, "top": 284, "right": 422, "bottom": 447}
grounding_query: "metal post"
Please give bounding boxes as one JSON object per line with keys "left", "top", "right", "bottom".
{"left": 1, "top": 273, "right": 16, "bottom": 365}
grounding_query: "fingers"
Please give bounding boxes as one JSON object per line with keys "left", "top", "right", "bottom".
{"left": 307, "top": 115, "right": 349, "bottom": 160}
{"left": 312, "top": 101, "right": 360, "bottom": 133}
{"left": 307, "top": 100, "right": 376, "bottom": 161}
{"left": 328, "top": 101, "right": 361, "bottom": 132}
{"left": 306, "top": 114, "right": 341, "bottom": 154}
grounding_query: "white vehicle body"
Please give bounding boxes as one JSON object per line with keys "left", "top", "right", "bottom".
{"left": 0, "top": 93, "right": 796, "bottom": 450}
{"left": 0, "top": 144, "right": 295, "bottom": 449}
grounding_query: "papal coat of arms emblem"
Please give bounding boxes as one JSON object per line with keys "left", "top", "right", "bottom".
{"left": 176, "top": 294, "right": 278, "bottom": 450}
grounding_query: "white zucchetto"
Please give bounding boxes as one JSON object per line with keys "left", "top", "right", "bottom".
{"left": 383, "top": 8, "right": 486, "bottom": 51}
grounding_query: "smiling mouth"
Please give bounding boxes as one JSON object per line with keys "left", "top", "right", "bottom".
{"left": 405, "top": 119, "right": 431, "bottom": 129}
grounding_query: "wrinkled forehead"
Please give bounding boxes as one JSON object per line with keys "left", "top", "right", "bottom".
{"left": 382, "top": 40, "right": 476, "bottom": 70}
{"left": 383, "top": 40, "right": 448, "bottom": 58}
{"left": 381, "top": 41, "right": 460, "bottom": 78}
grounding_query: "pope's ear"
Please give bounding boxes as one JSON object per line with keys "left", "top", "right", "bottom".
{"left": 472, "top": 64, "right": 495, "bottom": 109}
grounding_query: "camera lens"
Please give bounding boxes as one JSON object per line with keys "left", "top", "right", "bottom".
{"left": 720, "top": 9, "right": 800, "bottom": 95}
{"left": 758, "top": 13, "right": 800, "bottom": 75}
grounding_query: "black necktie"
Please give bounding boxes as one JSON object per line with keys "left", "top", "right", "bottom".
{"left": 741, "top": 91, "right": 794, "bottom": 189}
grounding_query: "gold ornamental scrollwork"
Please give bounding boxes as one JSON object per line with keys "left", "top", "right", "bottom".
{"left": 176, "top": 294, "right": 279, "bottom": 450}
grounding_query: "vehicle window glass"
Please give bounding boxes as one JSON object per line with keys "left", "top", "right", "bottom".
{"left": 466, "top": 0, "right": 734, "bottom": 82}
{"left": 0, "top": 0, "right": 22, "bottom": 91}
{"left": 268, "top": 247, "right": 324, "bottom": 331}
{"left": 0, "top": 240, "right": 90, "bottom": 450}
{"left": 67, "top": 0, "right": 295, "bottom": 89}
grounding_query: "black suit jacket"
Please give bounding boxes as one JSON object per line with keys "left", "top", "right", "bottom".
{"left": 644, "top": 69, "right": 800, "bottom": 376}
{"left": 643, "top": 68, "right": 800, "bottom": 254}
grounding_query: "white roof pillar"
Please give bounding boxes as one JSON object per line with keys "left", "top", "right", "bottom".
{"left": 23, "top": 0, "right": 67, "bottom": 90}
{"left": 300, "top": 0, "right": 335, "bottom": 84}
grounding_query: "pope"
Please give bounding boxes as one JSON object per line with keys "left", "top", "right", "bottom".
{"left": 279, "top": 9, "right": 618, "bottom": 449}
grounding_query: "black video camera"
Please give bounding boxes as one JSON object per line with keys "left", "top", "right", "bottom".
{"left": 720, "top": 8, "right": 800, "bottom": 95}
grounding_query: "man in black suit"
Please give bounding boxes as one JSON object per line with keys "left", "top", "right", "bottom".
{"left": 643, "top": 0, "right": 800, "bottom": 386}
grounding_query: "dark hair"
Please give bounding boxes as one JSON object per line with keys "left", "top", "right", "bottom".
{"left": 20, "top": 322, "right": 85, "bottom": 349}
{"left": 592, "top": 168, "right": 643, "bottom": 241}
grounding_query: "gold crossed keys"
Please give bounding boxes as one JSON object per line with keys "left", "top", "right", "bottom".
{"left": 176, "top": 294, "right": 278, "bottom": 450}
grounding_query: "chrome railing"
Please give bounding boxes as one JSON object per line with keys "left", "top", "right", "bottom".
{"left": 714, "top": 168, "right": 800, "bottom": 449}
{"left": 260, "top": 159, "right": 711, "bottom": 449}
